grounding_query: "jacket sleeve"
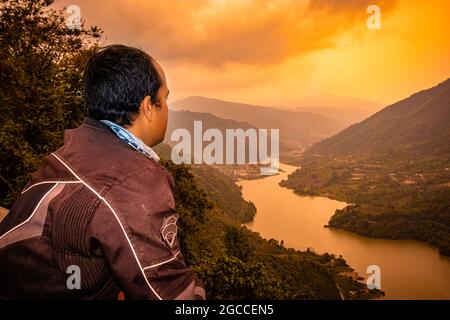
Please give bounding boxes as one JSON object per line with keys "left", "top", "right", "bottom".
{"left": 86, "top": 166, "right": 205, "bottom": 300}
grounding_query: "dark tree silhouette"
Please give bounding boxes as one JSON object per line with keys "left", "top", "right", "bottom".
{"left": 0, "top": 0, "right": 101, "bottom": 207}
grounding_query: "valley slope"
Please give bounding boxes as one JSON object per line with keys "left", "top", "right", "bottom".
{"left": 281, "top": 79, "right": 450, "bottom": 256}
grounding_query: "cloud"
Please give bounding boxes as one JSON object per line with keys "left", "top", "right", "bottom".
{"left": 309, "top": 0, "right": 397, "bottom": 12}
{"left": 55, "top": 0, "right": 399, "bottom": 68}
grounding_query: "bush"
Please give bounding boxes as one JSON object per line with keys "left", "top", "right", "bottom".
{"left": 0, "top": 0, "right": 101, "bottom": 207}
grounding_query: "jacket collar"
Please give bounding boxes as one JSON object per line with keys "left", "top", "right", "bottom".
{"left": 81, "top": 117, "right": 160, "bottom": 162}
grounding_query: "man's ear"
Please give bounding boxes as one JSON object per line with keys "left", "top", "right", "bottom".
{"left": 141, "top": 96, "right": 153, "bottom": 123}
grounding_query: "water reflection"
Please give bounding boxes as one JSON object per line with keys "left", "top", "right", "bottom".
{"left": 239, "top": 163, "right": 450, "bottom": 300}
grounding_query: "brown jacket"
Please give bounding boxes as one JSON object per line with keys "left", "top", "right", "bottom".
{"left": 0, "top": 118, "right": 204, "bottom": 300}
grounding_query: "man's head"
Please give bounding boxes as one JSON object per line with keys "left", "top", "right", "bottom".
{"left": 84, "top": 45, "right": 169, "bottom": 147}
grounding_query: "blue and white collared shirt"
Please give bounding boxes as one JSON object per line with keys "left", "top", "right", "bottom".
{"left": 100, "top": 120, "right": 160, "bottom": 162}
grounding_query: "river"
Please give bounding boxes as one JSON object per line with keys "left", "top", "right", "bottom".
{"left": 238, "top": 163, "right": 450, "bottom": 300}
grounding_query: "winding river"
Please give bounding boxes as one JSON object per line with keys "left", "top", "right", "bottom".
{"left": 239, "top": 163, "right": 450, "bottom": 300}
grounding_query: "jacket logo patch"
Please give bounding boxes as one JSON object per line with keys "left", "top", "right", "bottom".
{"left": 160, "top": 214, "right": 179, "bottom": 249}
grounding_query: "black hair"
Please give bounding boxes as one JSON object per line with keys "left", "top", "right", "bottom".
{"left": 83, "top": 45, "right": 162, "bottom": 126}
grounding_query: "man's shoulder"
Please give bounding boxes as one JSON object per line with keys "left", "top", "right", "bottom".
{"left": 27, "top": 119, "right": 172, "bottom": 196}
{"left": 117, "top": 158, "right": 174, "bottom": 190}
{"left": 51, "top": 149, "right": 172, "bottom": 197}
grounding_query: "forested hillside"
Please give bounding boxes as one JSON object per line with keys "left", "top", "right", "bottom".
{"left": 282, "top": 79, "right": 450, "bottom": 256}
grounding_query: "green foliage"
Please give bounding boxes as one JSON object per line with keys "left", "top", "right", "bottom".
{"left": 160, "top": 160, "right": 212, "bottom": 231}
{"left": 224, "top": 226, "right": 254, "bottom": 261}
{"left": 206, "top": 255, "right": 286, "bottom": 300}
{"left": 329, "top": 204, "right": 450, "bottom": 256}
{"left": 191, "top": 164, "right": 256, "bottom": 223}
{"left": 0, "top": 0, "right": 101, "bottom": 208}
{"left": 159, "top": 159, "right": 213, "bottom": 260}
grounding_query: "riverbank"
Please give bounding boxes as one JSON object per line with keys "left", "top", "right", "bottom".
{"left": 281, "top": 182, "right": 450, "bottom": 258}
{"left": 239, "top": 163, "right": 450, "bottom": 299}
{"left": 280, "top": 160, "right": 450, "bottom": 258}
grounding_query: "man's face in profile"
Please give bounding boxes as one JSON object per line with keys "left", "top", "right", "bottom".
{"left": 147, "top": 59, "right": 170, "bottom": 146}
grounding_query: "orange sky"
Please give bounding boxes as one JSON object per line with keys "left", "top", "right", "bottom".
{"left": 55, "top": 0, "right": 450, "bottom": 109}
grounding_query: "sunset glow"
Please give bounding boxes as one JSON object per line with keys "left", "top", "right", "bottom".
{"left": 55, "top": 0, "right": 450, "bottom": 108}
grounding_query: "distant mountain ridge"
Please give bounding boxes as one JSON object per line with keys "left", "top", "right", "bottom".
{"left": 170, "top": 96, "right": 344, "bottom": 150}
{"left": 166, "top": 110, "right": 293, "bottom": 154}
{"left": 282, "top": 78, "right": 450, "bottom": 256}
{"left": 295, "top": 106, "right": 373, "bottom": 128}
{"left": 297, "top": 94, "right": 382, "bottom": 112}
{"left": 304, "top": 78, "right": 450, "bottom": 160}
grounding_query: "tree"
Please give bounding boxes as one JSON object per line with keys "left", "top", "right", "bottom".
{"left": 0, "top": 0, "right": 101, "bottom": 208}
{"left": 206, "top": 255, "right": 286, "bottom": 299}
{"left": 224, "top": 225, "right": 254, "bottom": 261}
{"left": 160, "top": 159, "right": 212, "bottom": 261}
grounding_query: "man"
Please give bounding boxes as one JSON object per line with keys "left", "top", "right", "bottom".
{"left": 0, "top": 45, "right": 205, "bottom": 300}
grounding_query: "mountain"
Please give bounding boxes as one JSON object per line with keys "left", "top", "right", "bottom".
{"left": 297, "top": 94, "right": 383, "bottom": 112}
{"left": 295, "top": 106, "right": 374, "bottom": 128}
{"left": 281, "top": 78, "right": 450, "bottom": 256}
{"left": 304, "top": 79, "right": 450, "bottom": 158}
{"left": 170, "top": 96, "right": 344, "bottom": 151}
{"left": 167, "top": 110, "right": 256, "bottom": 137}
{"left": 155, "top": 141, "right": 257, "bottom": 223}
{"left": 166, "top": 109, "right": 302, "bottom": 165}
